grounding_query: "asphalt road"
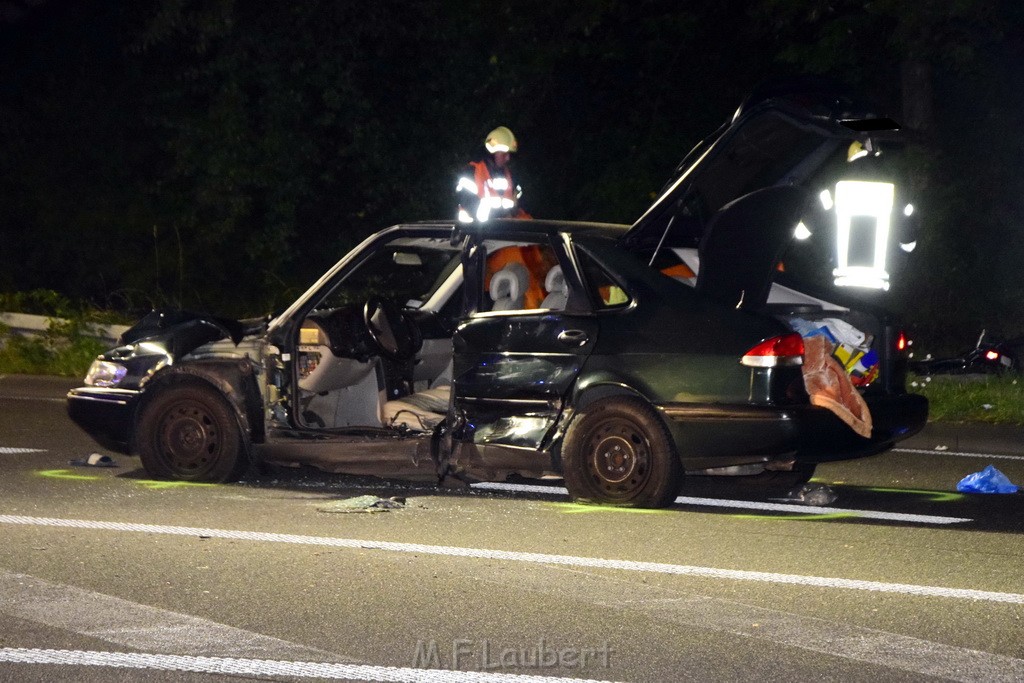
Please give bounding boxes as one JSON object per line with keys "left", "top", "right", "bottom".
{"left": 1, "top": 374, "right": 1023, "bottom": 682}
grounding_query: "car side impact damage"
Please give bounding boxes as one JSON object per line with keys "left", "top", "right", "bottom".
{"left": 67, "top": 82, "right": 929, "bottom": 504}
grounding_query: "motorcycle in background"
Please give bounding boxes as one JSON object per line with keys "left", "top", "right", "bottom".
{"left": 910, "top": 330, "right": 1021, "bottom": 376}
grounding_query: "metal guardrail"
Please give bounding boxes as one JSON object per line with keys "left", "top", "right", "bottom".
{"left": 0, "top": 312, "right": 129, "bottom": 346}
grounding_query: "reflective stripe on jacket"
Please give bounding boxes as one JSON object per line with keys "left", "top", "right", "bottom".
{"left": 456, "top": 160, "right": 525, "bottom": 222}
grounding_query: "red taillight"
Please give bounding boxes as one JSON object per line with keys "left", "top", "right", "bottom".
{"left": 741, "top": 333, "right": 805, "bottom": 367}
{"left": 896, "top": 331, "right": 908, "bottom": 352}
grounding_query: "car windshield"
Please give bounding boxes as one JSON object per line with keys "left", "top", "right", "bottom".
{"left": 318, "top": 236, "right": 462, "bottom": 310}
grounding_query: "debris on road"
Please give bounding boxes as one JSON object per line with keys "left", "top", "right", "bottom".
{"left": 784, "top": 482, "right": 838, "bottom": 506}
{"left": 69, "top": 453, "right": 117, "bottom": 467}
{"left": 956, "top": 465, "right": 1019, "bottom": 494}
{"left": 317, "top": 495, "right": 407, "bottom": 513}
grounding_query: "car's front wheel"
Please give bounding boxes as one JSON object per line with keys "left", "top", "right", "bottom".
{"left": 562, "top": 396, "right": 682, "bottom": 508}
{"left": 137, "top": 382, "right": 247, "bottom": 482}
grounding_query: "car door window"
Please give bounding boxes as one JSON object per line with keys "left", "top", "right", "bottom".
{"left": 480, "top": 241, "right": 561, "bottom": 312}
{"left": 317, "top": 237, "right": 462, "bottom": 311}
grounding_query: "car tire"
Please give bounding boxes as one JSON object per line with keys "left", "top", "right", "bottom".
{"left": 562, "top": 396, "right": 682, "bottom": 508}
{"left": 137, "top": 382, "right": 247, "bottom": 483}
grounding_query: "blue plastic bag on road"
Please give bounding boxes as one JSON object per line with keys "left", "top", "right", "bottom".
{"left": 956, "top": 465, "right": 1020, "bottom": 494}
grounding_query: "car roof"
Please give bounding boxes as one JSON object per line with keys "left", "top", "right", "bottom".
{"left": 403, "top": 219, "right": 630, "bottom": 241}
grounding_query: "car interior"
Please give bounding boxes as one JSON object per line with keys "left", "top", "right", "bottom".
{"left": 281, "top": 226, "right": 885, "bottom": 438}
{"left": 288, "top": 238, "right": 570, "bottom": 434}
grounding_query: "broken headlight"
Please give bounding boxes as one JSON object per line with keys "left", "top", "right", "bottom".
{"left": 84, "top": 360, "right": 128, "bottom": 387}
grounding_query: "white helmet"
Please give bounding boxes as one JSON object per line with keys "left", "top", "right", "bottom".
{"left": 484, "top": 126, "right": 518, "bottom": 154}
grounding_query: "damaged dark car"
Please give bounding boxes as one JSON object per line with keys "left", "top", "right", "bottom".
{"left": 68, "top": 81, "right": 928, "bottom": 508}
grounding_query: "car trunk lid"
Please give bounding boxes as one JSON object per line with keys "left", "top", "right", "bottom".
{"left": 619, "top": 79, "right": 910, "bottom": 395}
{"left": 620, "top": 77, "right": 902, "bottom": 256}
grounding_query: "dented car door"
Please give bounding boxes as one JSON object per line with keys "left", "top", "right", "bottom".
{"left": 451, "top": 229, "right": 598, "bottom": 466}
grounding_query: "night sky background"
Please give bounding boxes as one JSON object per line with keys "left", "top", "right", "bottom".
{"left": 1, "top": 0, "right": 1022, "bottom": 352}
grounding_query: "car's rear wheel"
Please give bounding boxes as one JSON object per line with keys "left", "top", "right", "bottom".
{"left": 562, "top": 396, "right": 682, "bottom": 508}
{"left": 137, "top": 383, "right": 246, "bottom": 482}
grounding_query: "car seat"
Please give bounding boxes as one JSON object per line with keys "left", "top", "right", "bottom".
{"left": 381, "top": 386, "right": 450, "bottom": 431}
{"left": 541, "top": 265, "right": 568, "bottom": 309}
{"left": 489, "top": 261, "right": 529, "bottom": 311}
{"left": 381, "top": 361, "right": 452, "bottom": 431}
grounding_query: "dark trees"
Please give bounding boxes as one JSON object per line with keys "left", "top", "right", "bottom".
{"left": 1, "top": 0, "right": 1021, "bottom": 348}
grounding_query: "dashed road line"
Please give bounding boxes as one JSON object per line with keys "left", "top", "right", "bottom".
{"left": 481, "top": 563, "right": 1024, "bottom": 683}
{"left": 0, "top": 569, "right": 347, "bottom": 661}
{"left": 0, "top": 446, "right": 47, "bottom": 454}
{"left": 0, "top": 649, "right": 623, "bottom": 682}
{"left": 0, "top": 569, "right": 620, "bottom": 681}
{"left": 470, "top": 482, "right": 972, "bottom": 525}
{"left": 0, "top": 515, "right": 1019, "bottom": 604}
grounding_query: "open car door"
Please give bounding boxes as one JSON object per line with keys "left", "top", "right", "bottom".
{"left": 449, "top": 226, "right": 598, "bottom": 477}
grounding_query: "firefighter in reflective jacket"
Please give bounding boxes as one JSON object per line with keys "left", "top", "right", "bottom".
{"left": 456, "top": 126, "right": 531, "bottom": 223}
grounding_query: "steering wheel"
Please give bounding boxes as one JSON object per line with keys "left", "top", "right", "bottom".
{"left": 363, "top": 298, "right": 422, "bottom": 362}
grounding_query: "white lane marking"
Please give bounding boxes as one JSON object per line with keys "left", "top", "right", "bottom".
{"left": 656, "top": 602, "right": 1024, "bottom": 683}
{"left": 0, "top": 570, "right": 347, "bottom": 661}
{"left": 0, "top": 649, "right": 624, "bottom": 682}
{"left": 895, "top": 447, "right": 1024, "bottom": 462}
{"left": 1, "top": 515, "right": 1020, "bottom": 604}
{"left": 0, "top": 396, "right": 65, "bottom": 403}
{"left": 470, "top": 482, "right": 972, "bottom": 525}
{"left": 676, "top": 495, "right": 970, "bottom": 524}
{"left": 488, "top": 564, "right": 1024, "bottom": 683}
{"left": 0, "top": 446, "right": 47, "bottom": 454}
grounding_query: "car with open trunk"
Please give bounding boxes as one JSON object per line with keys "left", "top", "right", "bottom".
{"left": 68, "top": 80, "right": 927, "bottom": 508}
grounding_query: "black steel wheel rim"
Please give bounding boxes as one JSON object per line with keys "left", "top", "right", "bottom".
{"left": 585, "top": 417, "right": 652, "bottom": 498}
{"left": 156, "top": 399, "right": 222, "bottom": 476}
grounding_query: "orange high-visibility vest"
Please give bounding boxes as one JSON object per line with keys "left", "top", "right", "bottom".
{"left": 457, "top": 160, "right": 529, "bottom": 222}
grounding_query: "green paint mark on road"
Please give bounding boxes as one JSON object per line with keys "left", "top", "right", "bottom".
{"left": 863, "top": 486, "right": 964, "bottom": 502}
{"left": 546, "top": 502, "right": 671, "bottom": 515}
{"left": 732, "top": 512, "right": 857, "bottom": 522}
{"left": 37, "top": 469, "right": 100, "bottom": 481}
{"left": 36, "top": 470, "right": 215, "bottom": 489}
{"left": 133, "top": 480, "right": 216, "bottom": 490}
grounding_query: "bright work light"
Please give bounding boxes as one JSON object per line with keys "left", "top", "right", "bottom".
{"left": 832, "top": 180, "right": 894, "bottom": 291}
